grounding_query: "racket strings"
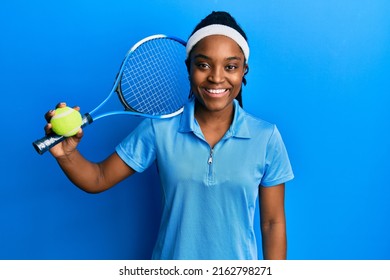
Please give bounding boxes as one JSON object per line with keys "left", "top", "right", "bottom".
{"left": 120, "top": 38, "right": 188, "bottom": 115}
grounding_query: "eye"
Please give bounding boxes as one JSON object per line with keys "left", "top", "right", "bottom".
{"left": 196, "top": 62, "right": 210, "bottom": 70}
{"left": 225, "top": 64, "right": 238, "bottom": 71}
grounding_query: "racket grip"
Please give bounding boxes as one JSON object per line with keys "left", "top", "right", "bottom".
{"left": 32, "top": 113, "right": 93, "bottom": 155}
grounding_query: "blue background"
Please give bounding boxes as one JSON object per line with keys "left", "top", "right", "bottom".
{"left": 1, "top": 0, "right": 389, "bottom": 259}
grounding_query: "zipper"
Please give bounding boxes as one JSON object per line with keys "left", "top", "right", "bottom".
{"left": 207, "top": 148, "right": 215, "bottom": 186}
{"left": 208, "top": 148, "right": 214, "bottom": 165}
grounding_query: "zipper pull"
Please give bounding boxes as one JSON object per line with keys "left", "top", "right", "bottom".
{"left": 208, "top": 149, "right": 213, "bottom": 164}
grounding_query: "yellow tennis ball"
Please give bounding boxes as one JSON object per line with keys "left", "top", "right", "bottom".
{"left": 50, "top": 107, "right": 82, "bottom": 137}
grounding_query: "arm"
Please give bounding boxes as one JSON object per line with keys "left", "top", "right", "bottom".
{"left": 45, "top": 103, "right": 135, "bottom": 193}
{"left": 259, "top": 183, "right": 287, "bottom": 260}
{"left": 56, "top": 150, "right": 135, "bottom": 193}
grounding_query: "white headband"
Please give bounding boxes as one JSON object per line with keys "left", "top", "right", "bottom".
{"left": 186, "top": 24, "right": 250, "bottom": 61}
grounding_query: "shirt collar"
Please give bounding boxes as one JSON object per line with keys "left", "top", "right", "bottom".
{"left": 178, "top": 99, "right": 251, "bottom": 139}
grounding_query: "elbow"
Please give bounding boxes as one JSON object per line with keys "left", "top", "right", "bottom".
{"left": 261, "top": 218, "right": 286, "bottom": 233}
{"left": 81, "top": 188, "right": 103, "bottom": 194}
{"left": 72, "top": 180, "right": 109, "bottom": 194}
{"left": 261, "top": 220, "right": 278, "bottom": 232}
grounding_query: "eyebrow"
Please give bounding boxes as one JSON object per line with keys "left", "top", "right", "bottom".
{"left": 193, "top": 54, "right": 243, "bottom": 61}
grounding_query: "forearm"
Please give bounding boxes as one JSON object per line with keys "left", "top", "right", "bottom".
{"left": 55, "top": 149, "right": 107, "bottom": 193}
{"left": 261, "top": 221, "right": 287, "bottom": 260}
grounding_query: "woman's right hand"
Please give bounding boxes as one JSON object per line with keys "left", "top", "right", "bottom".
{"left": 44, "top": 102, "right": 84, "bottom": 158}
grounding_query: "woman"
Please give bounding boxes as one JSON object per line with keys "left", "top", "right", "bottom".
{"left": 44, "top": 11, "right": 294, "bottom": 260}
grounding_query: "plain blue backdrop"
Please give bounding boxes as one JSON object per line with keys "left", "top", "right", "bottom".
{"left": 1, "top": 0, "right": 389, "bottom": 259}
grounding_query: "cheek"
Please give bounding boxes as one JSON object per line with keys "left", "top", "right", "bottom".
{"left": 232, "top": 74, "right": 245, "bottom": 84}
{"left": 229, "top": 72, "right": 246, "bottom": 89}
{"left": 189, "top": 69, "right": 205, "bottom": 87}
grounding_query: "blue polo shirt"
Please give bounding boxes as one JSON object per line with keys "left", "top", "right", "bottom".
{"left": 116, "top": 99, "right": 294, "bottom": 260}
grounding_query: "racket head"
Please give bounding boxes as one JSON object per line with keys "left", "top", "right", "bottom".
{"left": 116, "top": 35, "right": 189, "bottom": 117}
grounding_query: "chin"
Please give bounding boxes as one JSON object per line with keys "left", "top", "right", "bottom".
{"left": 195, "top": 97, "right": 235, "bottom": 113}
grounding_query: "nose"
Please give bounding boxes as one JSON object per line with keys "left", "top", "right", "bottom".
{"left": 208, "top": 67, "right": 225, "bottom": 83}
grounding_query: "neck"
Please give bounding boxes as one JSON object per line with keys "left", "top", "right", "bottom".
{"left": 194, "top": 101, "right": 235, "bottom": 148}
{"left": 194, "top": 101, "right": 235, "bottom": 126}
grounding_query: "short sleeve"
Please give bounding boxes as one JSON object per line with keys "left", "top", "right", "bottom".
{"left": 260, "top": 126, "right": 294, "bottom": 187}
{"left": 115, "top": 119, "right": 157, "bottom": 173}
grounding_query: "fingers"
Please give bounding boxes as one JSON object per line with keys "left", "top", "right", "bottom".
{"left": 56, "top": 102, "right": 79, "bottom": 111}
{"left": 44, "top": 109, "right": 54, "bottom": 122}
{"left": 75, "top": 127, "right": 84, "bottom": 139}
{"left": 44, "top": 122, "right": 52, "bottom": 135}
{"left": 44, "top": 108, "right": 55, "bottom": 135}
{"left": 44, "top": 102, "right": 65, "bottom": 122}
{"left": 44, "top": 102, "right": 81, "bottom": 120}
{"left": 44, "top": 102, "right": 81, "bottom": 135}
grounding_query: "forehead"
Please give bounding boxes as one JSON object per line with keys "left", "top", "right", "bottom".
{"left": 191, "top": 35, "right": 244, "bottom": 59}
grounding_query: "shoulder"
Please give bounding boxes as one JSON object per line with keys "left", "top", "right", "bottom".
{"left": 147, "top": 113, "right": 183, "bottom": 133}
{"left": 122, "top": 113, "right": 183, "bottom": 142}
{"left": 244, "top": 111, "right": 274, "bottom": 128}
{"left": 237, "top": 107, "right": 277, "bottom": 138}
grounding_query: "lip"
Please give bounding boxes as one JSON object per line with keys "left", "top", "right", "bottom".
{"left": 202, "top": 88, "right": 230, "bottom": 98}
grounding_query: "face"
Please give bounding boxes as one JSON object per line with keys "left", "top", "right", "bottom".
{"left": 188, "top": 35, "right": 248, "bottom": 114}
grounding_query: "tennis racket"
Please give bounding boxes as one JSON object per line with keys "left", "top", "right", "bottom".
{"left": 33, "top": 34, "right": 189, "bottom": 155}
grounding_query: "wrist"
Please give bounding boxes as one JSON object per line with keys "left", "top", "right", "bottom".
{"left": 55, "top": 148, "right": 79, "bottom": 162}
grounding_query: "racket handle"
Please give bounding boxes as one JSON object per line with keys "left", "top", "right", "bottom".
{"left": 32, "top": 113, "right": 93, "bottom": 155}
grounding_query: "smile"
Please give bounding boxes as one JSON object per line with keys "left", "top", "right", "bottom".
{"left": 204, "top": 88, "right": 230, "bottom": 95}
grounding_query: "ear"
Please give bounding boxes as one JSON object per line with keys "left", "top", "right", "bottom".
{"left": 243, "top": 63, "right": 249, "bottom": 76}
{"left": 185, "top": 58, "right": 191, "bottom": 74}
{"left": 242, "top": 64, "right": 249, "bottom": 86}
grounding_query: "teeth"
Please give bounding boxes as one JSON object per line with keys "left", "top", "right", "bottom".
{"left": 207, "top": 88, "right": 227, "bottom": 94}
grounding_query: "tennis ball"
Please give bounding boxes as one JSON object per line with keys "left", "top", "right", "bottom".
{"left": 50, "top": 107, "right": 82, "bottom": 137}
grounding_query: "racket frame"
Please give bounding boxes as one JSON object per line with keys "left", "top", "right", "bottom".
{"left": 32, "top": 34, "right": 188, "bottom": 155}
{"left": 90, "top": 34, "right": 187, "bottom": 121}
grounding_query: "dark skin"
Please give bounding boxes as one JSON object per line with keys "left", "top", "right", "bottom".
{"left": 190, "top": 38, "right": 243, "bottom": 146}
{"left": 259, "top": 184, "right": 287, "bottom": 259}
{"left": 45, "top": 35, "right": 287, "bottom": 259}
{"left": 44, "top": 104, "right": 134, "bottom": 194}
{"left": 188, "top": 35, "right": 286, "bottom": 259}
